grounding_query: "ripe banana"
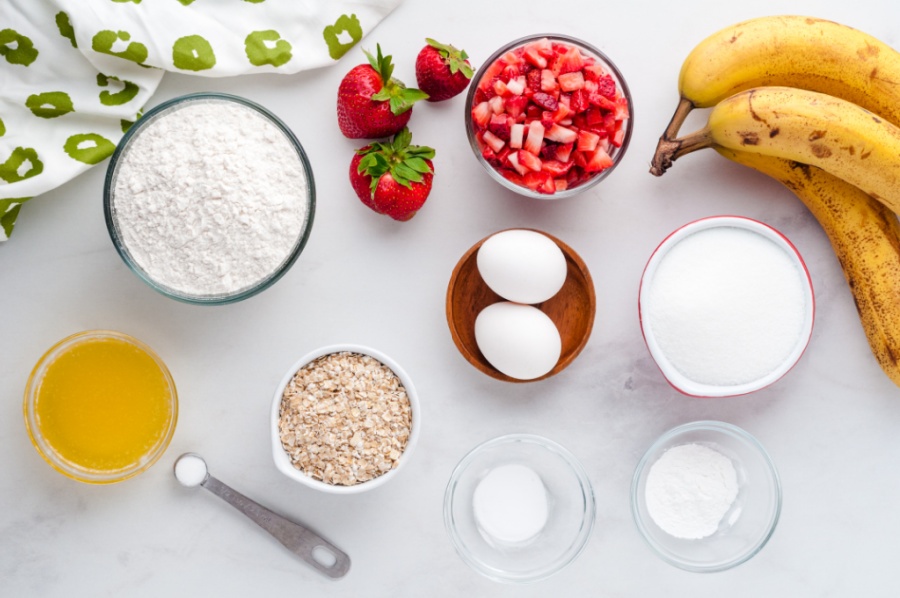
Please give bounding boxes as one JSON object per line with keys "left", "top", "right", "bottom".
{"left": 716, "top": 147, "right": 900, "bottom": 387}
{"left": 658, "top": 15, "right": 900, "bottom": 142}
{"left": 652, "top": 87, "right": 900, "bottom": 213}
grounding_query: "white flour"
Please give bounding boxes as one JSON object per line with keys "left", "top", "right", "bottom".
{"left": 645, "top": 443, "right": 739, "bottom": 539}
{"left": 112, "top": 99, "right": 309, "bottom": 297}
{"left": 645, "top": 227, "right": 806, "bottom": 386}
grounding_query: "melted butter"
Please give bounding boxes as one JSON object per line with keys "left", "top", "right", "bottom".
{"left": 35, "top": 337, "right": 173, "bottom": 473}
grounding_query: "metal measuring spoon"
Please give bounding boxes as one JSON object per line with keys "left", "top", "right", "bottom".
{"left": 173, "top": 453, "right": 351, "bottom": 579}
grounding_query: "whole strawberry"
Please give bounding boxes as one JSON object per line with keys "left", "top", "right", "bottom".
{"left": 415, "top": 38, "right": 475, "bottom": 102}
{"left": 349, "top": 127, "right": 435, "bottom": 221}
{"left": 337, "top": 44, "right": 428, "bottom": 138}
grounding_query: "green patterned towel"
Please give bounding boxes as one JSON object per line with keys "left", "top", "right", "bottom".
{"left": 0, "top": 0, "right": 402, "bottom": 241}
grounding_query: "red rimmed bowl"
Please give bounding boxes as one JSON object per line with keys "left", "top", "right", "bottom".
{"left": 638, "top": 216, "right": 815, "bottom": 397}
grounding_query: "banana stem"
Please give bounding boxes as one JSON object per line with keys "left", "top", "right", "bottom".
{"left": 661, "top": 97, "right": 695, "bottom": 141}
{"left": 649, "top": 127, "right": 714, "bottom": 176}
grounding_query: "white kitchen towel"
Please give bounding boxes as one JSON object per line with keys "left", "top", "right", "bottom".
{"left": 0, "top": 0, "right": 402, "bottom": 241}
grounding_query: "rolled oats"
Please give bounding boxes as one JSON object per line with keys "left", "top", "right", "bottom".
{"left": 278, "top": 352, "right": 413, "bottom": 486}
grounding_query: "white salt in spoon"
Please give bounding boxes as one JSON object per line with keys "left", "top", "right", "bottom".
{"left": 173, "top": 453, "right": 350, "bottom": 579}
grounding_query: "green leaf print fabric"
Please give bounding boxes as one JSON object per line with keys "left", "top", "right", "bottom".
{"left": 0, "top": 0, "right": 402, "bottom": 241}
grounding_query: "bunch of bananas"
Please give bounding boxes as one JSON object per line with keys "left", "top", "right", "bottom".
{"left": 649, "top": 15, "right": 900, "bottom": 387}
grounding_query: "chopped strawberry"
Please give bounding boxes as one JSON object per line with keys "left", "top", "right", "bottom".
{"left": 492, "top": 78, "right": 509, "bottom": 97}
{"left": 506, "top": 76, "right": 526, "bottom": 96}
{"left": 489, "top": 95, "right": 505, "bottom": 114}
{"left": 590, "top": 93, "right": 617, "bottom": 112}
{"left": 555, "top": 46, "right": 586, "bottom": 74}
{"left": 499, "top": 167, "right": 525, "bottom": 186}
{"left": 613, "top": 125, "right": 626, "bottom": 148}
{"left": 482, "top": 130, "right": 506, "bottom": 153}
{"left": 502, "top": 96, "right": 525, "bottom": 121}
{"left": 517, "top": 149, "right": 542, "bottom": 172}
{"left": 524, "top": 120, "right": 544, "bottom": 155}
{"left": 545, "top": 124, "right": 577, "bottom": 144}
{"left": 507, "top": 151, "right": 529, "bottom": 176}
{"left": 615, "top": 96, "right": 630, "bottom": 120}
{"left": 523, "top": 171, "right": 555, "bottom": 194}
{"left": 488, "top": 113, "right": 512, "bottom": 140}
{"left": 554, "top": 179, "right": 568, "bottom": 192}
{"left": 541, "top": 159, "right": 573, "bottom": 177}
{"left": 570, "top": 89, "right": 589, "bottom": 113}
{"left": 472, "top": 101, "right": 491, "bottom": 127}
{"left": 509, "top": 123, "right": 525, "bottom": 149}
{"left": 523, "top": 45, "right": 547, "bottom": 69}
{"left": 550, "top": 103, "right": 571, "bottom": 122}
{"left": 558, "top": 71, "right": 585, "bottom": 92}
{"left": 525, "top": 69, "right": 542, "bottom": 93}
{"left": 583, "top": 64, "right": 606, "bottom": 81}
{"left": 480, "top": 142, "right": 496, "bottom": 164}
{"left": 585, "top": 107, "right": 605, "bottom": 126}
{"left": 596, "top": 74, "right": 617, "bottom": 99}
{"left": 531, "top": 92, "right": 558, "bottom": 111}
{"left": 584, "top": 146, "right": 613, "bottom": 172}
{"left": 540, "top": 69, "right": 559, "bottom": 93}
{"left": 555, "top": 142, "right": 574, "bottom": 163}
{"left": 576, "top": 129, "right": 600, "bottom": 152}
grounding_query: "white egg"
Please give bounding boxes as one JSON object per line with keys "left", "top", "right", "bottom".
{"left": 477, "top": 230, "right": 567, "bottom": 304}
{"left": 474, "top": 302, "right": 562, "bottom": 380}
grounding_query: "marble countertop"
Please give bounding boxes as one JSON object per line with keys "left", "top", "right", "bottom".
{"left": 3, "top": 1, "right": 900, "bottom": 596}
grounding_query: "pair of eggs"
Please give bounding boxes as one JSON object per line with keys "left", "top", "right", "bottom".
{"left": 474, "top": 230, "right": 568, "bottom": 380}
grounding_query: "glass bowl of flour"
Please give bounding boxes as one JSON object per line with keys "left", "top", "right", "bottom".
{"left": 443, "top": 434, "right": 595, "bottom": 583}
{"left": 104, "top": 92, "right": 315, "bottom": 304}
{"left": 631, "top": 420, "right": 782, "bottom": 572}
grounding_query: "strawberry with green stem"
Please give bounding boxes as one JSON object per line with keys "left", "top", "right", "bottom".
{"left": 415, "top": 38, "right": 475, "bottom": 102}
{"left": 349, "top": 128, "right": 435, "bottom": 221}
{"left": 337, "top": 45, "right": 429, "bottom": 139}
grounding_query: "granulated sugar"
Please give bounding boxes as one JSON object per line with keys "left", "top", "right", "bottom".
{"left": 112, "top": 99, "right": 309, "bottom": 297}
{"left": 644, "top": 226, "right": 807, "bottom": 386}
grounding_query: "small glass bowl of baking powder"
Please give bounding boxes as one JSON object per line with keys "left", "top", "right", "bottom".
{"left": 631, "top": 420, "right": 782, "bottom": 572}
{"left": 639, "top": 216, "right": 815, "bottom": 397}
{"left": 444, "top": 434, "right": 595, "bottom": 583}
{"left": 104, "top": 92, "right": 315, "bottom": 305}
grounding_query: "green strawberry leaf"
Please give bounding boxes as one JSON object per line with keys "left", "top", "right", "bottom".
{"left": 425, "top": 37, "right": 474, "bottom": 79}
{"left": 355, "top": 127, "right": 434, "bottom": 197}
{"left": 365, "top": 44, "right": 429, "bottom": 114}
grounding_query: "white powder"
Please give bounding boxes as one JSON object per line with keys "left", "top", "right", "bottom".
{"left": 645, "top": 227, "right": 806, "bottom": 386}
{"left": 112, "top": 99, "right": 309, "bottom": 297}
{"left": 645, "top": 443, "right": 739, "bottom": 539}
{"left": 472, "top": 464, "right": 548, "bottom": 544}
{"left": 174, "top": 454, "right": 208, "bottom": 487}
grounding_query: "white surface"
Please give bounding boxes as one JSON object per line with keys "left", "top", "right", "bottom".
{"left": 3, "top": 1, "right": 900, "bottom": 596}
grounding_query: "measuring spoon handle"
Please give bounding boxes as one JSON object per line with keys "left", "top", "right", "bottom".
{"left": 202, "top": 475, "right": 351, "bottom": 578}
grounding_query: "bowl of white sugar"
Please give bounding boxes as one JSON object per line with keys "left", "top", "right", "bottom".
{"left": 104, "top": 93, "right": 315, "bottom": 304}
{"left": 443, "top": 434, "right": 595, "bottom": 584}
{"left": 631, "top": 420, "right": 782, "bottom": 572}
{"left": 639, "top": 216, "right": 814, "bottom": 397}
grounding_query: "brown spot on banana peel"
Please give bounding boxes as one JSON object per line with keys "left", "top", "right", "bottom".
{"left": 810, "top": 143, "right": 833, "bottom": 158}
{"left": 769, "top": 128, "right": 780, "bottom": 138}
{"left": 809, "top": 130, "right": 827, "bottom": 141}
{"left": 740, "top": 132, "right": 760, "bottom": 145}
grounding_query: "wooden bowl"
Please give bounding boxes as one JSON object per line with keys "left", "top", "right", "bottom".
{"left": 446, "top": 229, "right": 596, "bottom": 382}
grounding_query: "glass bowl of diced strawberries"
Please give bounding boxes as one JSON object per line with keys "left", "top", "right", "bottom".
{"left": 465, "top": 34, "right": 632, "bottom": 198}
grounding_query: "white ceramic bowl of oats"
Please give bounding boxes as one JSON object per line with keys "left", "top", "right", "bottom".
{"left": 271, "top": 344, "right": 421, "bottom": 494}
